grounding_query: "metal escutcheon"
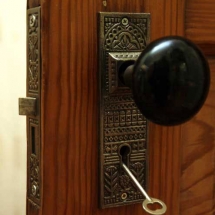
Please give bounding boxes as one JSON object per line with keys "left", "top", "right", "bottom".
{"left": 142, "top": 198, "right": 167, "bottom": 215}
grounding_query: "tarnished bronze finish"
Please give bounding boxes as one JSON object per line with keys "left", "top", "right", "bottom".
{"left": 98, "top": 12, "right": 150, "bottom": 208}
{"left": 27, "top": 7, "right": 41, "bottom": 208}
{"left": 19, "top": 97, "right": 37, "bottom": 116}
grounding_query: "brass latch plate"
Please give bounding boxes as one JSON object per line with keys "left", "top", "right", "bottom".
{"left": 98, "top": 12, "right": 150, "bottom": 208}
{"left": 27, "top": 7, "right": 41, "bottom": 208}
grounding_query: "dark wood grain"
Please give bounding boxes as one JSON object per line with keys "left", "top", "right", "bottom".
{"left": 181, "top": 2, "right": 215, "bottom": 214}
{"left": 198, "top": 44, "right": 215, "bottom": 57}
{"left": 180, "top": 59, "right": 215, "bottom": 215}
{"left": 39, "top": 0, "right": 184, "bottom": 214}
{"left": 27, "top": 0, "right": 40, "bottom": 8}
{"left": 186, "top": 0, "right": 215, "bottom": 44}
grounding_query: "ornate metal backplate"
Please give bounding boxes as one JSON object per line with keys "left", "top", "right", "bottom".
{"left": 98, "top": 13, "right": 150, "bottom": 208}
{"left": 27, "top": 7, "right": 41, "bottom": 208}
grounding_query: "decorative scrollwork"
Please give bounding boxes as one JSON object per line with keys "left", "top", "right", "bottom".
{"left": 112, "top": 32, "right": 140, "bottom": 50}
{"left": 100, "top": 13, "right": 150, "bottom": 208}
{"left": 119, "top": 175, "right": 130, "bottom": 189}
{"left": 30, "top": 155, "right": 40, "bottom": 199}
{"left": 28, "top": 12, "right": 40, "bottom": 92}
{"left": 131, "top": 162, "right": 145, "bottom": 185}
{"left": 104, "top": 166, "right": 119, "bottom": 197}
{"left": 27, "top": 7, "right": 41, "bottom": 208}
{"left": 104, "top": 19, "right": 147, "bottom": 51}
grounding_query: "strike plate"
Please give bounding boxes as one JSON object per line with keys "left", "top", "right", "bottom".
{"left": 98, "top": 12, "right": 151, "bottom": 208}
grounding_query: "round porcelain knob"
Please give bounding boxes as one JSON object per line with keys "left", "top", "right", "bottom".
{"left": 122, "top": 36, "right": 210, "bottom": 125}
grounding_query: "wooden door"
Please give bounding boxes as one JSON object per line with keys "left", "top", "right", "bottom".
{"left": 27, "top": 0, "right": 215, "bottom": 214}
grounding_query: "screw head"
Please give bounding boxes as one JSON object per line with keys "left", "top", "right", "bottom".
{"left": 122, "top": 18, "right": 129, "bottom": 26}
{"left": 29, "top": 15, "right": 36, "bottom": 27}
{"left": 31, "top": 184, "right": 38, "bottom": 196}
{"left": 121, "top": 192, "right": 128, "bottom": 200}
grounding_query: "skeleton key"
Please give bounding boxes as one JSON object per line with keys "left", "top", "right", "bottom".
{"left": 122, "top": 163, "right": 167, "bottom": 215}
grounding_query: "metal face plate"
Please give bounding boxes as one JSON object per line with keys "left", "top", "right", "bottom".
{"left": 27, "top": 7, "right": 41, "bottom": 208}
{"left": 98, "top": 13, "right": 150, "bottom": 208}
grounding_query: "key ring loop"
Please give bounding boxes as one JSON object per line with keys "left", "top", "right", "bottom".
{"left": 142, "top": 198, "right": 167, "bottom": 215}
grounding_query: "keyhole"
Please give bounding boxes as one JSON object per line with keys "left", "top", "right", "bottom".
{"left": 119, "top": 144, "right": 131, "bottom": 166}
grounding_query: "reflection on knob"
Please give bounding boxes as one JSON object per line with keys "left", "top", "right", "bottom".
{"left": 122, "top": 36, "right": 210, "bottom": 126}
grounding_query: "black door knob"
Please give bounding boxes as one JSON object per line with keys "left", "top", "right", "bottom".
{"left": 121, "top": 36, "right": 210, "bottom": 126}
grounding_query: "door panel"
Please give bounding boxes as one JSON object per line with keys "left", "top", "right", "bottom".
{"left": 181, "top": 1, "right": 215, "bottom": 214}
{"left": 186, "top": 0, "right": 215, "bottom": 56}
{"left": 180, "top": 58, "right": 215, "bottom": 214}
{"left": 186, "top": 0, "right": 215, "bottom": 43}
{"left": 26, "top": 0, "right": 215, "bottom": 214}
